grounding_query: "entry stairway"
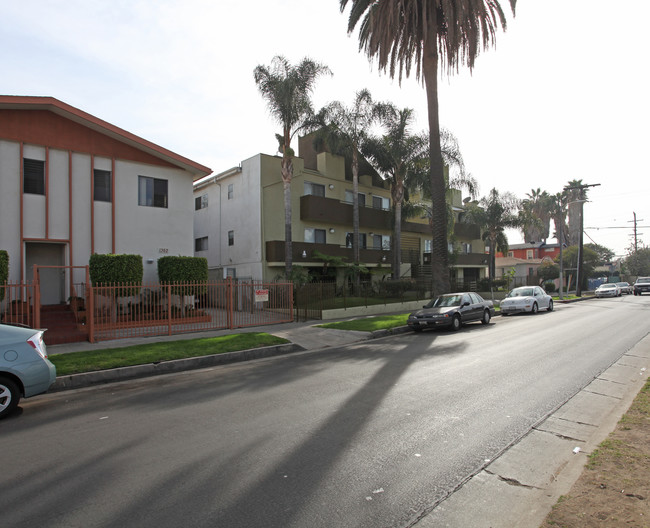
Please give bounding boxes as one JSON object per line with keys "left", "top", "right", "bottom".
{"left": 40, "top": 305, "right": 88, "bottom": 346}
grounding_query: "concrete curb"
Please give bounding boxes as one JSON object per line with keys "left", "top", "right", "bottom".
{"left": 50, "top": 343, "right": 304, "bottom": 392}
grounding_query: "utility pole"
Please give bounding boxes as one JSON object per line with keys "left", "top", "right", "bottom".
{"left": 564, "top": 182, "right": 600, "bottom": 296}
{"left": 628, "top": 212, "right": 644, "bottom": 252}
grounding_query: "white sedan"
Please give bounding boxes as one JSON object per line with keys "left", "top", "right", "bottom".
{"left": 500, "top": 286, "right": 554, "bottom": 315}
{"left": 595, "top": 283, "right": 621, "bottom": 297}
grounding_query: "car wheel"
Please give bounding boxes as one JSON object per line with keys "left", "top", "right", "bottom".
{"left": 0, "top": 376, "right": 20, "bottom": 420}
{"left": 482, "top": 309, "right": 491, "bottom": 325}
{"left": 531, "top": 302, "right": 538, "bottom": 314}
{"left": 547, "top": 299, "right": 554, "bottom": 312}
{"left": 451, "top": 314, "right": 462, "bottom": 331}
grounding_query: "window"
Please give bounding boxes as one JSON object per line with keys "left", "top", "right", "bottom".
{"left": 195, "top": 194, "right": 208, "bottom": 210}
{"left": 138, "top": 176, "right": 168, "bottom": 208}
{"left": 94, "top": 169, "right": 112, "bottom": 202}
{"left": 526, "top": 250, "right": 534, "bottom": 259}
{"left": 228, "top": 183, "right": 234, "bottom": 199}
{"left": 372, "top": 234, "right": 390, "bottom": 250}
{"left": 304, "top": 181, "right": 325, "bottom": 197}
{"left": 228, "top": 230, "right": 234, "bottom": 246}
{"left": 508, "top": 251, "right": 514, "bottom": 257}
{"left": 305, "top": 228, "right": 326, "bottom": 244}
{"left": 345, "top": 232, "right": 367, "bottom": 249}
{"left": 345, "top": 190, "right": 366, "bottom": 206}
{"left": 424, "top": 239, "right": 432, "bottom": 253}
{"left": 23, "top": 158, "right": 45, "bottom": 195}
{"left": 372, "top": 195, "right": 389, "bottom": 210}
{"left": 195, "top": 236, "right": 208, "bottom": 252}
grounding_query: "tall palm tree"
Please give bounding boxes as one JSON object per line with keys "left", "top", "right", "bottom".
{"left": 519, "top": 188, "right": 552, "bottom": 243}
{"left": 463, "top": 188, "right": 520, "bottom": 284}
{"left": 363, "top": 105, "right": 428, "bottom": 279}
{"left": 314, "top": 89, "right": 377, "bottom": 291}
{"left": 565, "top": 179, "right": 588, "bottom": 247}
{"left": 254, "top": 56, "right": 331, "bottom": 276}
{"left": 340, "top": 0, "right": 516, "bottom": 295}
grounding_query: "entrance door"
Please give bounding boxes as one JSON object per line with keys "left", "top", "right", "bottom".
{"left": 26, "top": 243, "right": 66, "bottom": 305}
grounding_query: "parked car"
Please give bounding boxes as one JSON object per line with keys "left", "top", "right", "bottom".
{"left": 500, "top": 286, "right": 554, "bottom": 315}
{"left": 633, "top": 277, "right": 650, "bottom": 296}
{"left": 407, "top": 292, "right": 495, "bottom": 332}
{"left": 595, "top": 283, "right": 621, "bottom": 298}
{"left": 616, "top": 282, "right": 633, "bottom": 294}
{"left": 0, "top": 324, "right": 57, "bottom": 419}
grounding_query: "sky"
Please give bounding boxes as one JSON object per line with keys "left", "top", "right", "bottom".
{"left": 2, "top": 0, "right": 649, "bottom": 258}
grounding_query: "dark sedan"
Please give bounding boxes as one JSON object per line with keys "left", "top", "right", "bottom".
{"left": 407, "top": 292, "right": 495, "bottom": 332}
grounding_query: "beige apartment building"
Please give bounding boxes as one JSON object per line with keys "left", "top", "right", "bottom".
{"left": 194, "top": 137, "right": 488, "bottom": 288}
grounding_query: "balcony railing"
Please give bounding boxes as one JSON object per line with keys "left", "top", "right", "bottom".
{"left": 266, "top": 240, "right": 391, "bottom": 266}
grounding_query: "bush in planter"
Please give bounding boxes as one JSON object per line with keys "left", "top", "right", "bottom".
{"left": 0, "top": 250, "right": 8, "bottom": 302}
{"left": 89, "top": 254, "right": 143, "bottom": 296}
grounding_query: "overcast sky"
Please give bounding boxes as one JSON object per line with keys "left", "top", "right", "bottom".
{"left": 2, "top": 1, "right": 648, "bottom": 258}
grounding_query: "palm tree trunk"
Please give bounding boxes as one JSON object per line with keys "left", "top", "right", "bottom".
{"left": 352, "top": 150, "right": 360, "bottom": 293}
{"left": 393, "top": 200, "right": 402, "bottom": 280}
{"left": 281, "top": 156, "right": 293, "bottom": 277}
{"left": 423, "top": 16, "right": 449, "bottom": 295}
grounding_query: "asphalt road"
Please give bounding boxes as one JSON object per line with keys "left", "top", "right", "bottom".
{"left": 2, "top": 295, "right": 649, "bottom": 528}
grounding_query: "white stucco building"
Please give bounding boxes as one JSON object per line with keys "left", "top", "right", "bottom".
{"left": 0, "top": 96, "right": 211, "bottom": 304}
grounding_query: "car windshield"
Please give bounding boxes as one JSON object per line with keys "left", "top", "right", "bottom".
{"left": 601, "top": 284, "right": 616, "bottom": 289}
{"left": 507, "top": 288, "right": 533, "bottom": 298}
{"left": 637, "top": 277, "right": 650, "bottom": 283}
{"left": 432, "top": 295, "right": 463, "bottom": 307}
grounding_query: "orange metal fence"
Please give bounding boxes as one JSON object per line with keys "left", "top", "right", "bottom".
{"left": 88, "top": 279, "right": 294, "bottom": 342}
{"left": 0, "top": 282, "right": 35, "bottom": 327}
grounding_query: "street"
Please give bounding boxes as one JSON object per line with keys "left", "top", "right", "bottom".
{"left": 2, "top": 295, "right": 649, "bottom": 528}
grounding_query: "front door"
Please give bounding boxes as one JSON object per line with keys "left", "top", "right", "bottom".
{"left": 26, "top": 243, "right": 66, "bottom": 305}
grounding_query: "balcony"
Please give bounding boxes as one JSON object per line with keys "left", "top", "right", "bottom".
{"left": 266, "top": 240, "right": 391, "bottom": 266}
{"left": 423, "top": 252, "right": 489, "bottom": 267}
{"left": 300, "top": 195, "right": 429, "bottom": 235}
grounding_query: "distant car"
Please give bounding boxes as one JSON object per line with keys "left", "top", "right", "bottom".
{"left": 0, "top": 324, "right": 56, "bottom": 419}
{"left": 633, "top": 277, "right": 650, "bottom": 296}
{"left": 616, "top": 282, "right": 633, "bottom": 295}
{"left": 595, "top": 283, "right": 621, "bottom": 298}
{"left": 407, "top": 292, "right": 495, "bottom": 332}
{"left": 500, "top": 286, "right": 554, "bottom": 315}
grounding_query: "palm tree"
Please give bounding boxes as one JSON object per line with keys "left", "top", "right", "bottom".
{"left": 463, "top": 188, "right": 520, "bottom": 285}
{"left": 340, "top": 0, "right": 516, "bottom": 295}
{"left": 254, "top": 56, "right": 331, "bottom": 277}
{"left": 363, "top": 105, "right": 428, "bottom": 279}
{"left": 313, "top": 89, "right": 377, "bottom": 292}
{"left": 519, "top": 188, "right": 552, "bottom": 243}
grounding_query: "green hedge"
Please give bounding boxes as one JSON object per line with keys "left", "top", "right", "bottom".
{"left": 158, "top": 256, "right": 208, "bottom": 295}
{"left": 89, "top": 254, "right": 143, "bottom": 296}
{"left": 0, "top": 250, "right": 8, "bottom": 302}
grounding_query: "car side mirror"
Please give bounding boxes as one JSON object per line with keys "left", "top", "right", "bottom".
{"left": 423, "top": 305, "right": 427, "bottom": 309}
{"left": 462, "top": 301, "right": 470, "bottom": 307}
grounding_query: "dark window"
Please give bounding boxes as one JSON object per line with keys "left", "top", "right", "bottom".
{"left": 94, "top": 169, "right": 112, "bottom": 202}
{"left": 228, "top": 230, "right": 234, "bottom": 246}
{"left": 23, "top": 158, "right": 45, "bottom": 195}
{"left": 195, "top": 194, "right": 208, "bottom": 210}
{"left": 138, "top": 176, "right": 168, "bottom": 208}
{"left": 228, "top": 184, "right": 234, "bottom": 199}
{"left": 305, "top": 228, "right": 326, "bottom": 244}
{"left": 195, "top": 236, "right": 208, "bottom": 252}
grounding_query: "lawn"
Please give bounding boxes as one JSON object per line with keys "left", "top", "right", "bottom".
{"left": 317, "top": 314, "right": 409, "bottom": 332}
{"left": 50, "top": 332, "right": 289, "bottom": 376}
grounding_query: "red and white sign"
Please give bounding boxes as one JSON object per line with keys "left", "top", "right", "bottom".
{"left": 255, "top": 289, "right": 269, "bottom": 302}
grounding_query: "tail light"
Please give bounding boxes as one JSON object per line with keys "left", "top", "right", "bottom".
{"left": 26, "top": 332, "right": 48, "bottom": 359}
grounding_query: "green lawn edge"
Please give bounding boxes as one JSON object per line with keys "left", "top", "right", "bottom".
{"left": 50, "top": 332, "right": 289, "bottom": 376}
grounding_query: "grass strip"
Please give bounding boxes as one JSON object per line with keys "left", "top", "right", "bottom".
{"left": 50, "top": 332, "right": 289, "bottom": 376}
{"left": 317, "top": 314, "right": 409, "bottom": 332}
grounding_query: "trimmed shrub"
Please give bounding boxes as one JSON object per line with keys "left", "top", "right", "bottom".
{"left": 158, "top": 256, "right": 208, "bottom": 295}
{"left": 0, "top": 250, "right": 8, "bottom": 302}
{"left": 89, "top": 254, "right": 143, "bottom": 296}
